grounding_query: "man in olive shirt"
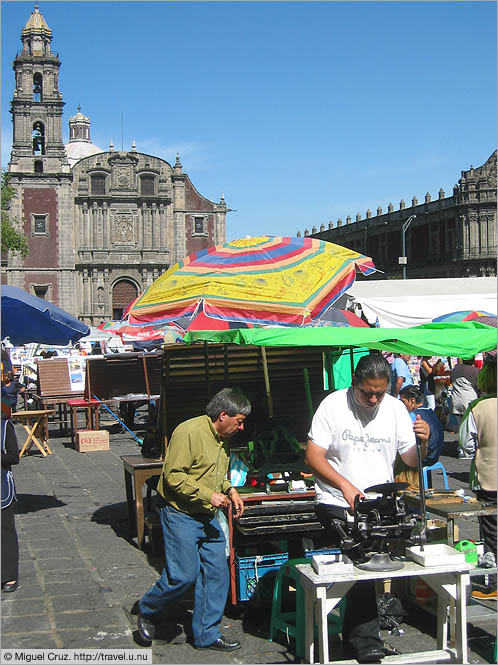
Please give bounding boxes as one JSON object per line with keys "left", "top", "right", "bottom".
{"left": 137, "top": 388, "right": 251, "bottom": 651}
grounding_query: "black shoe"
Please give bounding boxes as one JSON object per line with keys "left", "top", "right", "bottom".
{"left": 196, "top": 636, "right": 241, "bottom": 651}
{"left": 356, "top": 646, "right": 385, "bottom": 663}
{"left": 2, "top": 580, "right": 19, "bottom": 593}
{"left": 137, "top": 614, "right": 155, "bottom": 644}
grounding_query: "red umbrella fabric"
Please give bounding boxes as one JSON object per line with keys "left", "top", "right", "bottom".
{"left": 176, "top": 310, "right": 254, "bottom": 331}
{"left": 313, "top": 308, "right": 370, "bottom": 327}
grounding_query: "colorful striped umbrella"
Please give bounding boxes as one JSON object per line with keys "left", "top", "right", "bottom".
{"left": 432, "top": 310, "right": 495, "bottom": 323}
{"left": 128, "top": 236, "right": 376, "bottom": 327}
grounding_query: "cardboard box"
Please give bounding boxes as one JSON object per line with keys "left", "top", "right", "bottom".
{"left": 427, "top": 518, "right": 459, "bottom": 544}
{"left": 76, "top": 429, "right": 109, "bottom": 452}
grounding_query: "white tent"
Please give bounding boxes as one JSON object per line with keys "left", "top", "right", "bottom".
{"left": 80, "top": 326, "right": 126, "bottom": 353}
{"left": 84, "top": 326, "right": 115, "bottom": 341}
{"left": 341, "top": 277, "right": 497, "bottom": 328}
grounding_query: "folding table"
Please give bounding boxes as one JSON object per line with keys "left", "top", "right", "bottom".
{"left": 13, "top": 409, "right": 54, "bottom": 458}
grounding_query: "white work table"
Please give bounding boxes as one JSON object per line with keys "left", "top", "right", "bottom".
{"left": 296, "top": 559, "right": 472, "bottom": 664}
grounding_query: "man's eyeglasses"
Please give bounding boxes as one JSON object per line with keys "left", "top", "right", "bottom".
{"left": 356, "top": 386, "right": 387, "bottom": 400}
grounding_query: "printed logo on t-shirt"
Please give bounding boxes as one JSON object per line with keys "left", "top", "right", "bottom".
{"left": 342, "top": 428, "right": 392, "bottom": 453}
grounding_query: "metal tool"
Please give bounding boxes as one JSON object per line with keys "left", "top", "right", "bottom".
{"left": 415, "top": 438, "right": 428, "bottom": 551}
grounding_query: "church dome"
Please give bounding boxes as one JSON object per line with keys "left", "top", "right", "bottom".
{"left": 65, "top": 106, "right": 103, "bottom": 168}
{"left": 65, "top": 141, "right": 104, "bottom": 168}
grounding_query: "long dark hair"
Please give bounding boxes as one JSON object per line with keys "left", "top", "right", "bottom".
{"left": 354, "top": 354, "right": 391, "bottom": 384}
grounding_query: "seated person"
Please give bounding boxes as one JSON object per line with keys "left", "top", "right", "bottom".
{"left": 2, "top": 372, "right": 25, "bottom": 414}
{"left": 394, "top": 385, "right": 440, "bottom": 490}
{"left": 399, "top": 385, "right": 443, "bottom": 467}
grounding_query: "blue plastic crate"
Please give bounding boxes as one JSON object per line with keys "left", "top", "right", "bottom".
{"left": 304, "top": 547, "right": 342, "bottom": 559}
{"left": 235, "top": 552, "right": 288, "bottom": 602}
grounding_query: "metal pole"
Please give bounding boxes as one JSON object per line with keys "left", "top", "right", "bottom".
{"left": 401, "top": 215, "right": 416, "bottom": 279}
{"left": 416, "top": 436, "right": 427, "bottom": 549}
{"left": 402, "top": 229, "right": 407, "bottom": 280}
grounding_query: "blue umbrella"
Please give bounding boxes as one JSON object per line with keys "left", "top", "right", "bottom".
{"left": 1, "top": 286, "right": 90, "bottom": 345}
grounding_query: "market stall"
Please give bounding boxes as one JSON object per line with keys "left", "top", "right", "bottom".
{"left": 176, "top": 320, "right": 496, "bottom": 606}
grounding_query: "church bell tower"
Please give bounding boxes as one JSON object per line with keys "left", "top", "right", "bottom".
{"left": 6, "top": 5, "right": 76, "bottom": 314}
{"left": 9, "top": 4, "right": 69, "bottom": 174}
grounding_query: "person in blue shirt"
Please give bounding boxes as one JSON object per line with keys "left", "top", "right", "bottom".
{"left": 399, "top": 385, "right": 444, "bottom": 467}
{"left": 391, "top": 354, "right": 413, "bottom": 398}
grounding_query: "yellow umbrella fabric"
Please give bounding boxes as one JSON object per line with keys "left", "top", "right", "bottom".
{"left": 129, "top": 236, "right": 376, "bottom": 326}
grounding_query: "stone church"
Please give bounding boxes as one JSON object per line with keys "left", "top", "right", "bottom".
{"left": 3, "top": 6, "right": 228, "bottom": 324}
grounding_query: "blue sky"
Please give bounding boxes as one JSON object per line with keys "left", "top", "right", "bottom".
{"left": 2, "top": 1, "right": 496, "bottom": 242}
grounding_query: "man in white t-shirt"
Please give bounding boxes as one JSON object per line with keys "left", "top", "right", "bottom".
{"left": 305, "top": 354, "right": 429, "bottom": 664}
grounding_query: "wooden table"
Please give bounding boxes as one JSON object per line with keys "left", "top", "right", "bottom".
{"left": 13, "top": 409, "right": 54, "bottom": 458}
{"left": 297, "top": 559, "right": 472, "bottom": 664}
{"left": 121, "top": 455, "right": 163, "bottom": 549}
{"left": 33, "top": 393, "right": 83, "bottom": 432}
{"left": 405, "top": 495, "right": 497, "bottom": 544}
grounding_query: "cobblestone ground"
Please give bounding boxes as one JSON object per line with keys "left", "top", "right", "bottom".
{"left": 1, "top": 414, "right": 496, "bottom": 663}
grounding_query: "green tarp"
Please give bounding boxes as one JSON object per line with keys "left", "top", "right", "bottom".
{"left": 326, "top": 348, "right": 369, "bottom": 390}
{"left": 185, "top": 321, "right": 497, "bottom": 359}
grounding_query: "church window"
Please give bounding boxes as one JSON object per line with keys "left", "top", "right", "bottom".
{"left": 32, "top": 214, "right": 48, "bottom": 235}
{"left": 32, "top": 121, "right": 45, "bottom": 155}
{"left": 140, "top": 175, "right": 155, "bottom": 196}
{"left": 33, "top": 285, "right": 49, "bottom": 300}
{"left": 33, "top": 73, "right": 43, "bottom": 101}
{"left": 192, "top": 216, "right": 207, "bottom": 235}
{"left": 34, "top": 160, "right": 43, "bottom": 173}
{"left": 91, "top": 175, "right": 106, "bottom": 195}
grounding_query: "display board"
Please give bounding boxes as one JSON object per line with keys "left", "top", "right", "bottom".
{"left": 37, "top": 357, "right": 85, "bottom": 396}
{"left": 84, "top": 352, "right": 163, "bottom": 401}
{"left": 161, "top": 343, "right": 328, "bottom": 445}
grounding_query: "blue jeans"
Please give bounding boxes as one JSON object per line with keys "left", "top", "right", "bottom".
{"left": 138, "top": 504, "right": 229, "bottom": 647}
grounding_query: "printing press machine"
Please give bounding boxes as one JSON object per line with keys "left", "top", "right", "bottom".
{"left": 226, "top": 441, "right": 327, "bottom": 607}
{"left": 227, "top": 487, "right": 326, "bottom": 607}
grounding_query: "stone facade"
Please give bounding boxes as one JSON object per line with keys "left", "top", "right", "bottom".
{"left": 302, "top": 152, "right": 497, "bottom": 279}
{"left": 3, "top": 7, "right": 227, "bottom": 324}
